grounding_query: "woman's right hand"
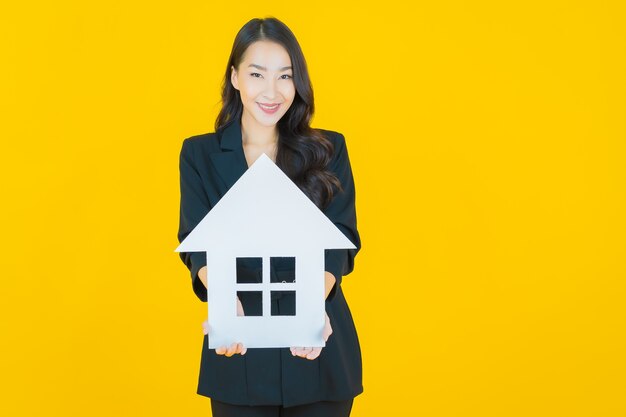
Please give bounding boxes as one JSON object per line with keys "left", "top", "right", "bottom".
{"left": 202, "top": 296, "right": 247, "bottom": 356}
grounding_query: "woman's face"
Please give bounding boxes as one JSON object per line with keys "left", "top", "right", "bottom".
{"left": 231, "top": 40, "right": 296, "bottom": 128}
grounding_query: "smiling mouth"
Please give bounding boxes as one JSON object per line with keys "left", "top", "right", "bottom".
{"left": 258, "top": 102, "right": 280, "bottom": 109}
{"left": 257, "top": 102, "right": 281, "bottom": 113}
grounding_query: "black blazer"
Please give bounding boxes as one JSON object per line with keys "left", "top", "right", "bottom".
{"left": 177, "top": 116, "right": 362, "bottom": 407}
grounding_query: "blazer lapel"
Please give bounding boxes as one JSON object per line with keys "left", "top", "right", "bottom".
{"left": 209, "top": 117, "right": 248, "bottom": 191}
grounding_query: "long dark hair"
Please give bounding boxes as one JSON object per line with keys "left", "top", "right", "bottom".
{"left": 215, "top": 17, "right": 341, "bottom": 210}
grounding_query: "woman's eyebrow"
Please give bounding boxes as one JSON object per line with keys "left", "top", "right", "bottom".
{"left": 248, "top": 63, "right": 293, "bottom": 71}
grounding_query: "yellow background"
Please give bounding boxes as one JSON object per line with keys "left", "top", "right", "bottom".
{"left": 1, "top": 1, "right": 624, "bottom": 416}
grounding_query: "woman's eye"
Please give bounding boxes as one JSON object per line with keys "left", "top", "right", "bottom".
{"left": 249, "top": 73, "right": 291, "bottom": 79}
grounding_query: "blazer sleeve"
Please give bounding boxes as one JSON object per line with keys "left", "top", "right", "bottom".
{"left": 177, "top": 138, "right": 211, "bottom": 302}
{"left": 324, "top": 132, "right": 361, "bottom": 302}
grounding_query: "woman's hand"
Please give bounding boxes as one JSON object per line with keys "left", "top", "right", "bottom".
{"left": 202, "top": 297, "right": 247, "bottom": 356}
{"left": 290, "top": 311, "right": 333, "bottom": 360}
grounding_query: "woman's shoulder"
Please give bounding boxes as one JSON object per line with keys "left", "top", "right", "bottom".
{"left": 314, "top": 128, "right": 350, "bottom": 168}
{"left": 180, "top": 132, "right": 221, "bottom": 155}
{"left": 182, "top": 131, "right": 218, "bottom": 145}
{"left": 314, "top": 127, "right": 346, "bottom": 146}
{"left": 314, "top": 127, "right": 349, "bottom": 162}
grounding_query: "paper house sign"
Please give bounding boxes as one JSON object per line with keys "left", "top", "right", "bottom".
{"left": 175, "top": 153, "right": 356, "bottom": 349}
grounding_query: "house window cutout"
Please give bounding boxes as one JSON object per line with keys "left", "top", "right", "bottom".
{"left": 270, "top": 256, "right": 296, "bottom": 283}
{"left": 271, "top": 291, "right": 296, "bottom": 316}
{"left": 234, "top": 256, "right": 297, "bottom": 318}
{"left": 236, "top": 257, "right": 262, "bottom": 283}
{"left": 237, "top": 291, "right": 262, "bottom": 316}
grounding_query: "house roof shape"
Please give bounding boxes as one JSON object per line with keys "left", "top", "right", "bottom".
{"left": 175, "top": 153, "right": 356, "bottom": 254}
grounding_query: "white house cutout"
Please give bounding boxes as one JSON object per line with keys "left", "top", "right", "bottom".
{"left": 175, "top": 153, "right": 356, "bottom": 349}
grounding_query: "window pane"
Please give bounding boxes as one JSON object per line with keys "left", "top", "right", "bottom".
{"left": 236, "top": 257, "right": 262, "bottom": 283}
{"left": 237, "top": 291, "right": 262, "bottom": 316}
{"left": 270, "top": 256, "right": 295, "bottom": 283}
{"left": 271, "top": 291, "right": 295, "bottom": 316}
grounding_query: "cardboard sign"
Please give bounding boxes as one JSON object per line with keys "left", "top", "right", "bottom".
{"left": 175, "top": 154, "right": 355, "bottom": 348}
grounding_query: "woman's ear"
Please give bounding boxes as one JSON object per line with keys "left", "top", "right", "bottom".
{"left": 230, "top": 65, "right": 239, "bottom": 91}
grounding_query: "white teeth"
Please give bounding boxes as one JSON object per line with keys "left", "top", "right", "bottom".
{"left": 259, "top": 103, "right": 279, "bottom": 109}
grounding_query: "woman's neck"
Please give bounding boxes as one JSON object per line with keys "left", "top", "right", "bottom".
{"left": 240, "top": 111, "right": 278, "bottom": 146}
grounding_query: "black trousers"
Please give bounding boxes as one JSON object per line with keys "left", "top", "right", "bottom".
{"left": 210, "top": 398, "right": 354, "bottom": 417}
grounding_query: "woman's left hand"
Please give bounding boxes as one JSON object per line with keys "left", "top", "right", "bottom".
{"left": 290, "top": 311, "right": 333, "bottom": 360}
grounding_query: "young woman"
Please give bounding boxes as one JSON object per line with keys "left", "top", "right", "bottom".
{"left": 177, "top": 17, "right": 362, "bottom": 417}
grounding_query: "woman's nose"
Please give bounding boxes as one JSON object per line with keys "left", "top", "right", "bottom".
{"left": 263, "top": 78, "right": 278, "bottom": 99}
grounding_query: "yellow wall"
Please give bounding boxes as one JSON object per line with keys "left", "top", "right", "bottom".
{"left": 1, "top": 1, "right": 624, "bottom": 416}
